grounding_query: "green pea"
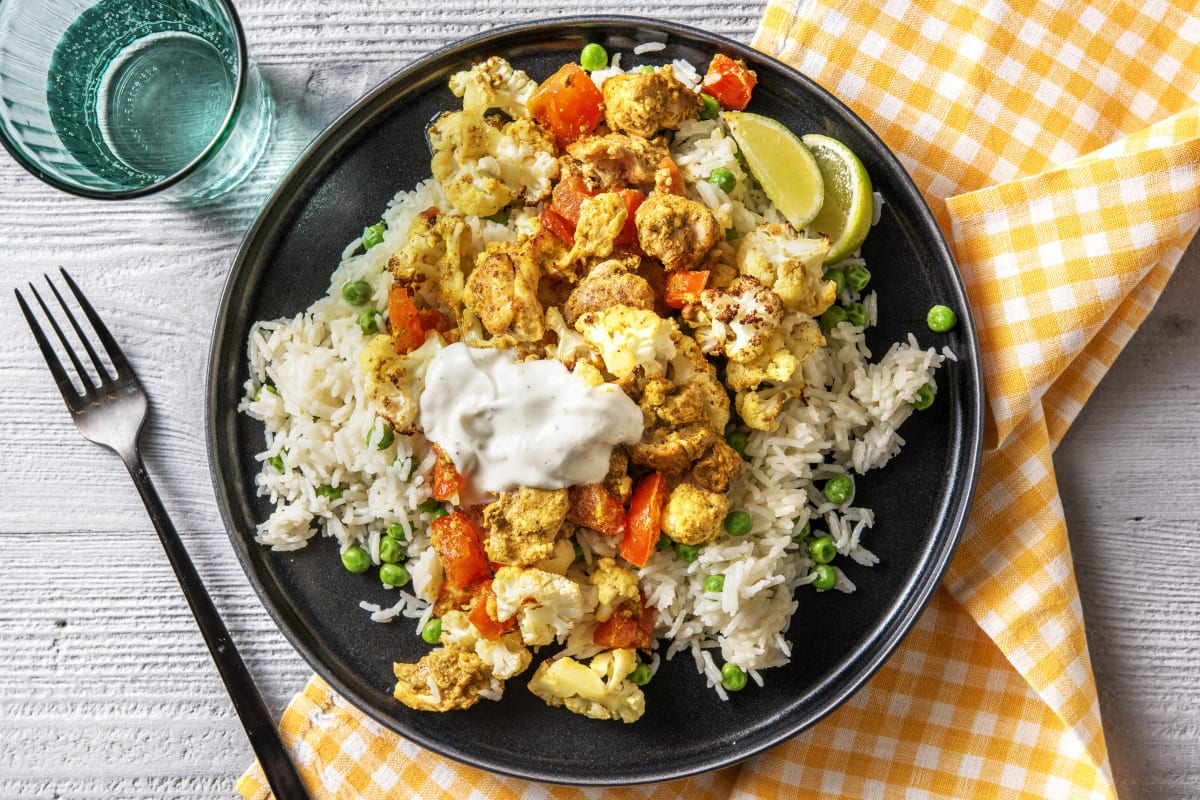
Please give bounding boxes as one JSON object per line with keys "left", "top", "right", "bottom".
{"left": 913, "top": 383, "right": 936, "bottom": 411}
{"left": 808, "top": 534, "right": 837, "bottom": 565}
{"left": 734, "top": 149, "right": 749, "bottom": 171}
{"left": 362, "top": 222, "right": 385, "bottom": 250}
{"left": 638, "top": 65, "right": 656, "bottom": 74}
{"left": 845, "top": 263, "right": 871, "bottom": 292}
{"left": 823, "top": 475, "right": 855, "bottom": 505}
{"left": 429, "top": 506, "right": 449, "bottom": 521}
{"left": 379, "top": 536, "right": 405, "bottom": 564}
{"left": 708, "top": 167, "right": 736, "bottom": 193}
{"left": 386, "top": 522, "right": 408, "bottom": 542}
{"left": 726, "top": 429, "right": 749, "bottom": 457}
{"left": 316, "top": 484, "right": 343, "bottom": 501}
{"left": 725, "top": 227, "right": 738, "bottom": 241}
{"left": 380, "top": 563, "right": 410, "bottom": 587}
{"left": 657, "top": 534, "right": 675, "bottom": 551}
{"left": 720, "top": 662, "right": 748, "bottom": 692}
{"left": 627, "top": 663, "right": 653, "bottom": 685}
{"left": 572, "top": 540, "right": 585, "bottom": 563}
{"left": 820, "top": 305, "right": 847, "bottom": 333}
{"left": 675, "top": 542, "right": 701, "bottom": 562}
{"left": 340, "top": 280, "right": 372, "bottom": 306}
{"left": 927, "top": 304, "right": 958, "bottom": 332}
{"left": 699, "top": 93, "right": 720, "bottom": 120}
{"left": 366, "top": 421, "right": 395, "bottom": 450}
{"left": 421, "top": 618, "right": 442, "bottom": 644}
{"left": 417, "top": 498, "right": 443, "bottom": 514}
{"left": 723, "top": 510, "right": 752, "bottom": 536}
{"left": 811, "top": 564, "right": 838, "bottom": 591}
{"left": 704, "top": 574, "right": 725, "bottom": 593}
{"left": 792, "top": 519, "right": 811, "bottom": 544}
{"left": 823, "top": 268, "right": 847, "bottom": 297}
{"left": 844, "top": 301, "right": 867, "bottom": 328}
{"left": 268, "top": 452, "right": 285, "bottom": 472}
{"left": 356, "top": 308, "right": 382, "bottom": 335}
{"left": 484, "top": 209, "right": 508, "bottom": 224}
{"left": 580, "top": 42, "right": 608, "bottom": 71}
{"left": 341, "top": 545, "right": 371, "bottom": 574}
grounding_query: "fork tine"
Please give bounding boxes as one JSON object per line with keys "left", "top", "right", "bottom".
{"left": 45, "top": 271, "right": 114, "bottom": 386}
{"left": 58, "top": 268, "right": 135, "bottom": 381}
{"left": 27, "top": 281, "right": 98, "bottom": 393}
{"left": 14, "top": 288, "right": 82, "bottom": 402}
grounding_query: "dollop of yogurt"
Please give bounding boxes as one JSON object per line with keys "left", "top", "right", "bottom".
{"left": 419, "top": 343, "right": 644, "bottom": 494}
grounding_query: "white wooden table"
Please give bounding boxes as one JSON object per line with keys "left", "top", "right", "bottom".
{"left": 1, "top": 3, "right": 1196, "bottom": 798}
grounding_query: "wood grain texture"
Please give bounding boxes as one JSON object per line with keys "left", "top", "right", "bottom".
{"left": 0, "top": 3, "right": 1195, "bottom": 798}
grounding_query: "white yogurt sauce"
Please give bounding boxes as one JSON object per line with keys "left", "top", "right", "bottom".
{"left": 419, "top": 342, "right": 644, "bottom": 495}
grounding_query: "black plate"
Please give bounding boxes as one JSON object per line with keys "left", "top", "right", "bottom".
{"left": 206, "top": 16, "right": 983, "bottom": 786}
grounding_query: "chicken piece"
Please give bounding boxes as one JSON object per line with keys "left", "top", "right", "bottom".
{"left": 463, "top": 242, "right": 545, "bottom": 342}
{"left": 392, "top": 647, "right": 497, "bottom": 712}
{"left": 601, "top": 66, "right": 701, "bottom": 138}
{"left": 566, "top": 133, "right": 670, "bottom": 191}
{"left": 575, "top": 305, "right": 678, "bottom": 381}
{"left": 388, "top": 212, "right": 470, "bottom": 319}
{"left": 559, "top": 192, "right": 628, "bottom": 273}
{"left": 635, "top": 194, "right": 720, "bottom": 272}
{"left": 358, "top": 332, "right": 445, "bottom": 433}
{"left": 562, "top": 266, "right": 656, "bottom": 326}
{"left": 428, "top": 111, "right": 559, "bottom": 217}
{"left": 448, "top": 56, "right": 537, "bottom": 118}
{"left": 691, "top": 438, "right": 743, "bottom": 494}
{"left": 737, "top": 225, "right": 836, "bottom": 315}
{"left": 628, "top": 422, "right": 718, "bottom": 475}
{"left": 590, "top": 557, "right": 641, "bottom": 623}
{"left": 603, "top": 448, "right": 633, "bottom": 504}
{"left": 527, "top": 649, "right": 646, "bottom": 723}
{"left": 491, "top": 566, "right": 585, "bottom": 647}
{"left": 660, "top": 482, "right": 729, "bottom": 545}
{"left": 736, "top": 384, "right": 804, "bottom": 432}
{"left": 482, "top": 487, "right": 570, "bottom": 566}
{"left": 685, "top": 275, "right": 785, "bottom": 364}
{"left": 667, "top": 335, "right": 730, "bottom": 432}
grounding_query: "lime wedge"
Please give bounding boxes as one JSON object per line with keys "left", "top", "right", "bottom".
{"left": 723, "top": 111, "right": 824, "bottom": 230}
{"left": 800, "top": 134, "right": 874, "bottom": 263}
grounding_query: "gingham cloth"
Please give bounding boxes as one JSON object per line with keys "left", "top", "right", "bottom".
{"left": 239, "top": 1, "right": 1200, "bottom": 796}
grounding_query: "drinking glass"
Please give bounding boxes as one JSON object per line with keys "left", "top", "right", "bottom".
{"left": 0, "top": 0, "right": 273, "bottom": 201}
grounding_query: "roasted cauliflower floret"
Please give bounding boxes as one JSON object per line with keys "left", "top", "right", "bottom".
{"left": 527, "top": 649, "right": 646, "bottom": 723}
{"left": 590, "top": 557, "right": 641, "bottom": 622}
{"left": 559, "top": 192, "right": 628, "bottom": 273}
{"left": 482, "top": 487, "right": 570, "bottom": 566}
{"left": 392, "top": 647, "right": 498, "bottom": 712}
{"left": 388, "top": 211, "right": 470, "bottom": 318}
{"left": 358, "top": 332, "right": 445, "bottom": 433}
{"left": 628, "top": 422, "right": 717, "bottom": 475}
{"left": 428, "top": 111, "right": 558, "bottom": 218}
{"left": 575, "top": 305, "right": 678, "bottom": 380}
{"left": 634, "top": 193, "right": 720, "bottom": 272}
{"left": 491, "top": 566, "right": 584, "bottom": 647}
{"left": 736, "top": 384, "right": 804, "bottom": 432}
{"left": 690, "top": 438, "right": 743, "bottom": 494}
{"left": 724, "top": 317, "right": 823, "bottom": 392}
{"left": 448, "top": 56, "right": 537, "bottom": 118}
{"left": 661, "top": 482, "right": 729, "bottom": 545}
{"left": 566, "top": 133, "right": 670, "bottom": 191}
{"left": 737, "top": 224, "right": 836, "bottom": 315}
{"left": 440, "top": 611, "right": 534, "bottom": 681}
{"left": 667, "top": 335, "right": 730, "bottom": 432}
{"left": 686, "top": 276, "right": 784, "bottom": 364}
{"left": 601, "top": 66, "right": 701, "bottom": 138}
{"left": 463, "top": 241, "right": 545, "bottom": 341}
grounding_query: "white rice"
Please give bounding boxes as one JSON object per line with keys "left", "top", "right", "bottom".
{"left": 239, "top": 60, "right": 944, "bottom": 697}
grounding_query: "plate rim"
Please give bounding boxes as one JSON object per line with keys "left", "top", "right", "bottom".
{"left": 206, "top": 14, "right": 985, "bottom": 785}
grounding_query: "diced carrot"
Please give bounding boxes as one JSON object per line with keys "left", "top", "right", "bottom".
{"left": 614, "top": 188, "right": 645, "bottom": 246}
{"left": 620, "top": 472, "right": 667, "bottom": 567}
{"left": 528, "top": 63, "right": 605, "bottom": 147}
{"left": 539, "top": 203, "right": 576, "bottom": 244}
{"left": 387, "top": 283, "right": 425, "bottom": 354}
{"left": 663, "top": 271, "right": 710, "bottom": 309}
{"left": 549, "top": 173, "right": 597, "bottom": 224}
{"left": 417, "top": 308, "right": 451, "bottom": 335}
{"left": 430, "top": 511, "right": 491, "bottom": 590}
{"left": 702, "top": 54, "right": 757, "bottom": 111}
{"left": 593, "top": 600, "right": 656, "bottom": 649}
{"left": 656, "top": 155, "right": 686, "bottom": 197}
{"left": 566, "top": 483, "right": 628, "bottom": 537}
{"left": 431, "top": 444, "right": 463, "bottom": 503}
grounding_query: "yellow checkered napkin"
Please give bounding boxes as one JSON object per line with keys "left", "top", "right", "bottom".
{"left": 240, "top": 1, "right": 1200, "bottom": 796}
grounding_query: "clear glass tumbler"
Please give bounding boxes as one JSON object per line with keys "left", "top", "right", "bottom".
{"left": 0, "top": 0, "right": 272, "bottom": 201}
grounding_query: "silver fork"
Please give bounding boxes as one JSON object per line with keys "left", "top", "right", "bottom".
{"left": 15, "top": 269, "right": 313, "bottom": 800}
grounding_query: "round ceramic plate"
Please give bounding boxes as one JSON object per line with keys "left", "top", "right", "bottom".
{"left": 207, "top": 16, "right": 983, "bottom": 786}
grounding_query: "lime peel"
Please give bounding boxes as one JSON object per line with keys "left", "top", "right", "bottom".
{"left": 800, "top": 133, "right": 874, "bottom": 263}
{"left": 723, "top": 111, "right": 824, "bottom": 230}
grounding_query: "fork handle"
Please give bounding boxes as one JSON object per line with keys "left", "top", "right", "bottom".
{"left": 123, "top": 451, "right": 313, "bottom": 800}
